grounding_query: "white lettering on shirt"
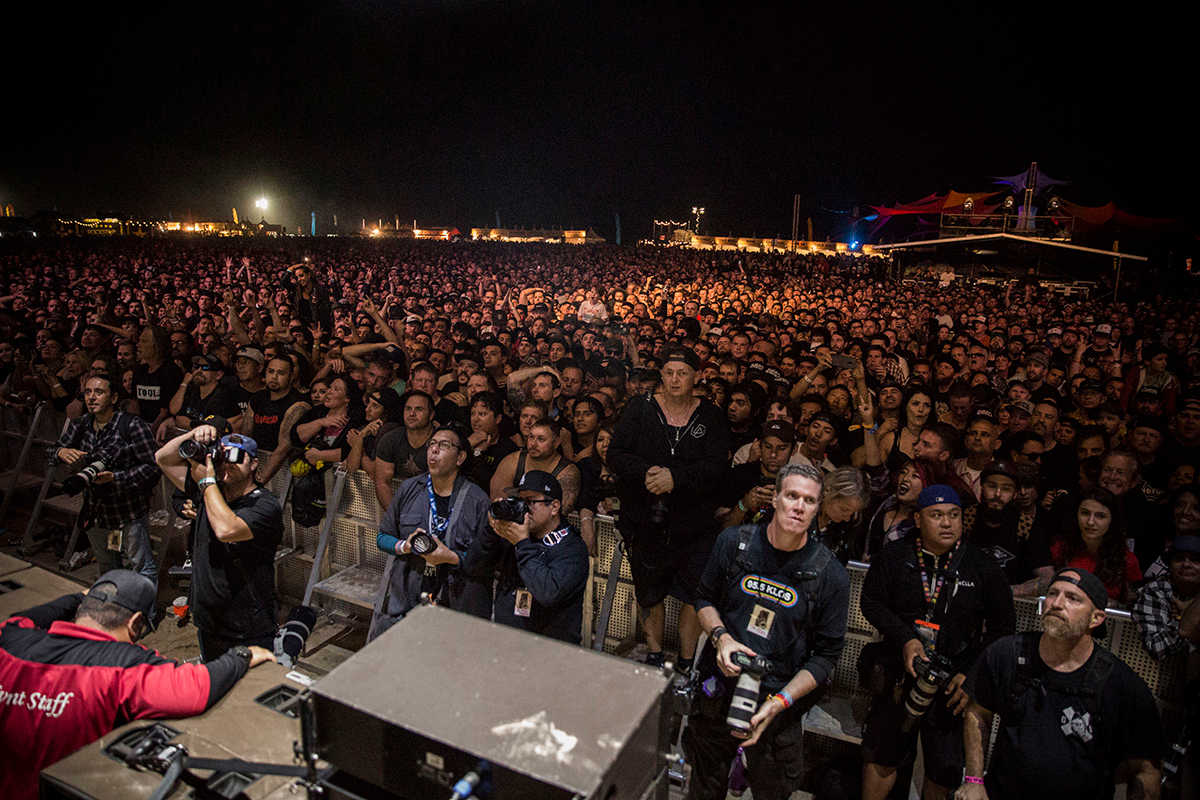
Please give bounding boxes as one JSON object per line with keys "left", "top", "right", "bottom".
{"left": 0, "top": 684, "right": 74, "bottom": 719}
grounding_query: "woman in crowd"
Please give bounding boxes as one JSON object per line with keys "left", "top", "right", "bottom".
{"left": 344, "top": 388, "right": 405, "bottom": 475}
{"left": 1050, "top": 488, "right": 1142, "bottom": 606}
{"left": 862, "top": 457, "right": 937, "bottom": 560}
{"left": 291, "top": 375, "right": 365, "bottom": 466}
{"left": 1143, "top": 483, "right": 1200, "bottom": 580}
{"left": 811, "top": 465, "right": 869, "bottom": 563}
{"left": 878, "top": 386, "right": 933, "bottom": 472}
{"left": 576, "top": 421, "right": 618, "bottom": 555}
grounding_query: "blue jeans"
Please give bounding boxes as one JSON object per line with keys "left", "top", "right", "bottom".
{"left": 86, "top": 514, "right": 158, "bottom": 588}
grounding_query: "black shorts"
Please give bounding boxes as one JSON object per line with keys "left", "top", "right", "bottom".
{"left": 682, "top": 705, "right": 804, "bottom": 800}
{"left": 627, "top": 529, "right": 714, "bottom": 608}
{"left": 860, "top": 687, "right": 964, "bottom": 788}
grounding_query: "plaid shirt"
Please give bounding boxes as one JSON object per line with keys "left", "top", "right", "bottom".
{"left": 1132, "top": 573, "right": 1189, "bottom": 661}
{"left": 46, "top": 411, "right": 160, "bottom": 529}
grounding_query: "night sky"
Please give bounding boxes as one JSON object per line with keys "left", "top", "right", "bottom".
{"left": 4, "top": 3, "right": 1190, "bottom": 243}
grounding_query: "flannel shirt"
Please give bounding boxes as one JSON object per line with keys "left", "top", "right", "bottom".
{"left": 1132, "top": 573, "right": 1189, "bottom": 660}
{"left": 45, "top": 411, "right": 159, "bottom": 528}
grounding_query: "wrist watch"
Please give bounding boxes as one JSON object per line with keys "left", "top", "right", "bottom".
{"left": 231, "top": 645, "right": 252, "bottom": 664}
{"left": 710, "top": 626, "right": 729, "bottom": 647}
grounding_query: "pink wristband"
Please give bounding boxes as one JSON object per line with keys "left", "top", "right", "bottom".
{"left": 963, "top": 775, "right": 984, "bottom": 785}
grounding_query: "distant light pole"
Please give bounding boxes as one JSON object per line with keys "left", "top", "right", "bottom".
{"left": 692, "top": 206, "right": 705, "bottom": 235}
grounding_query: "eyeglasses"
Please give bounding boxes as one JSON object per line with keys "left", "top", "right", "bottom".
{"left": 426, "top": 440, "right": 460, "bottom": 453}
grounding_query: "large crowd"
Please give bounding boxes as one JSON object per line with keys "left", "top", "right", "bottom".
{"left": 2, "top": 236, "right": 1199, "bottom": 799}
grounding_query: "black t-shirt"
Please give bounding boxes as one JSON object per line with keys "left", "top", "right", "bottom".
{"left": 727, "top": 426, "right": 758, "bottom": 460}
{"left": 249, "top": 388, "right": 305, "bottom": 451}
{"left": 134, "top": 360, "right": 184, "bottom": 422}
{"left": 967, "top": 510, "right": 1052, "bottom": 586}
{"left": 464, "top": 436, "right": 519, "bottom": 492}
{"left": 376, "top": 427, "right": 429, "bottom": 480}
{"left": 192, "top": 485, "right": 284, "bottom": 639}
{"left": 230, "top": 383, "right": 256, "bottom": 418}
{"left": 180, "top": 382, "right": 239, "bottom": 428}
{"left": 967, "top": 632, "right": 1168, "bottom": 800}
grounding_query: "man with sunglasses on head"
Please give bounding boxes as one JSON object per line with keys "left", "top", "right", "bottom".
{"left": 167, "top": 352, "right": 238, "bottom": 431}
{"left": 157, "top": 427, "right": 283, "bottom": 661}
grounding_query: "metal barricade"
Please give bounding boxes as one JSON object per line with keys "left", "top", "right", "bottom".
{"left": 19, "top": 414, "right": 81, "bottom": 558}
{"left": 0, "top": 403, "right": 51, "bottom": 526}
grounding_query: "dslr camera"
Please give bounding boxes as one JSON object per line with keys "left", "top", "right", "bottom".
{"left": 177, "top": 438, "right": 225, "bottom": 465}
{"left": 490, "top": 498, "right": 530, "bottom": 523}
{"left": 901, "top": 650, "right": 954, "bottom": 733}
{"left": 726, "top": 651, "right": 774, "bottom": 737}
{"left": 63, "top": 459, "right": 107, "bottom": 497}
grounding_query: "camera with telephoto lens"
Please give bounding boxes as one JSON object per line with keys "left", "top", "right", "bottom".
{"left": 900, "top": 651, "right": 954, "bottom": 733}
{"left": 63, "top": 460, "right": 107, "bottom": 497}
{"left": 490, "top": 497, "right": 530, "bottom": 523}
{"left": 726, "top": 651, "right": 774, "bottom": 737}
{"left": 177, "top": 438, "right": 225, "bottom": 465}
{"left": 409, "top": 531, "right": 436, "bottom": 555}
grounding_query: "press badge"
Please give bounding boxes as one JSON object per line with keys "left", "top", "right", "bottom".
{"left": 747, "top": 604, "right": 775, "bottom": 639}
{"left": 107, "top": 529, "right": 122, "bottom": 552}
{"left": 514, "top": 589, "right": 533, "bottom": 618}
{"left": 914, "top": 619, "right": 940, "bottom": 650}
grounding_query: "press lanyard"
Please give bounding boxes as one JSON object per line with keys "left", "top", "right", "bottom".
{"left": 918, "top": 542, "right": 958, "bottom": 621}
{"left": 427, "top": 477, "right": 450, "bottom": 537}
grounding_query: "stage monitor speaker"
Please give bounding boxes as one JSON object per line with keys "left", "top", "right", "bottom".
{"left": 309, "top": 605, "right": 672, "bottom": 800}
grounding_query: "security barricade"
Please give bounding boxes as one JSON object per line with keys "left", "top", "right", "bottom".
{"left": 0, "top": 403, "right": 59, "bottom": 526}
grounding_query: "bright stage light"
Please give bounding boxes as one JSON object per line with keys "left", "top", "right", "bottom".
{"left": 256, "top": 198, "right": 268, "bottom": 210}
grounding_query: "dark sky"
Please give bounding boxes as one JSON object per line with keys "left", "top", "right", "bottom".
{"left": 4, "top": 3, "right": 1191, "bottom": 242}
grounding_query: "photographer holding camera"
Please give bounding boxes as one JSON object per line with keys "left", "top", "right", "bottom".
{"left": 371, "top": 425, "right": 493, "bottom": 640}
{"left": 463, "top": 470, "right": 589, "bottom": 643}
{"left": 685, "top": 464, "right": 849, "bottom": 800}
{"left": 859, "top": 485, "right": 1015, "bottom": 800}
{"left": 48, "top": 374, "right": 160, "bottom": 585}
{"left": 156, "top": 426, "right": 282, "bottom": 661}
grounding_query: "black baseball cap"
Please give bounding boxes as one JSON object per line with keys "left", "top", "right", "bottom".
{"left": 1049, "top": 568, "right": 1109, "bottom": 612}
{"left": 662, "top": 346, "right": 700, "bottom": 371}
{"left": 981, "top": 459, "right": 1022, "bottom": 487}
{"left": 508, "top": 470, "right": 563, "bottom": 503}
{"left": 87, "top": 570, "right": 157, "bottom": 632}
{"left": 1168, "top": 536, "right": 1200, "bottom": 558}
{"left": 760, "top": 419, "right": 796, "bottom": 444}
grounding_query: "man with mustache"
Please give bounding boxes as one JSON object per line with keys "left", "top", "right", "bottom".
{"left": 957, "top": 568, "right": 1167, "bottom": 800}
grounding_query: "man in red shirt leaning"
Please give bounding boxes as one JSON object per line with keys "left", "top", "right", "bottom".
{"left": 0, "top": 569, "right": 275, "bottom": 800}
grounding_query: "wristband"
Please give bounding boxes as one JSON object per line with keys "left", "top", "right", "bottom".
{"left": 198, "top": 478, "right": 218, "bottom": 490}
{"left": 710, "top": 626, "right": 728, "bottom": 647}
{"left": 773, "top": 689, "right": 794, "bottom": 709}
{"left": 737, "top": 500, "right": 748, "bottom": 511}
{"left": 962, "top": 775, "right": 984, "bottom": 785}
